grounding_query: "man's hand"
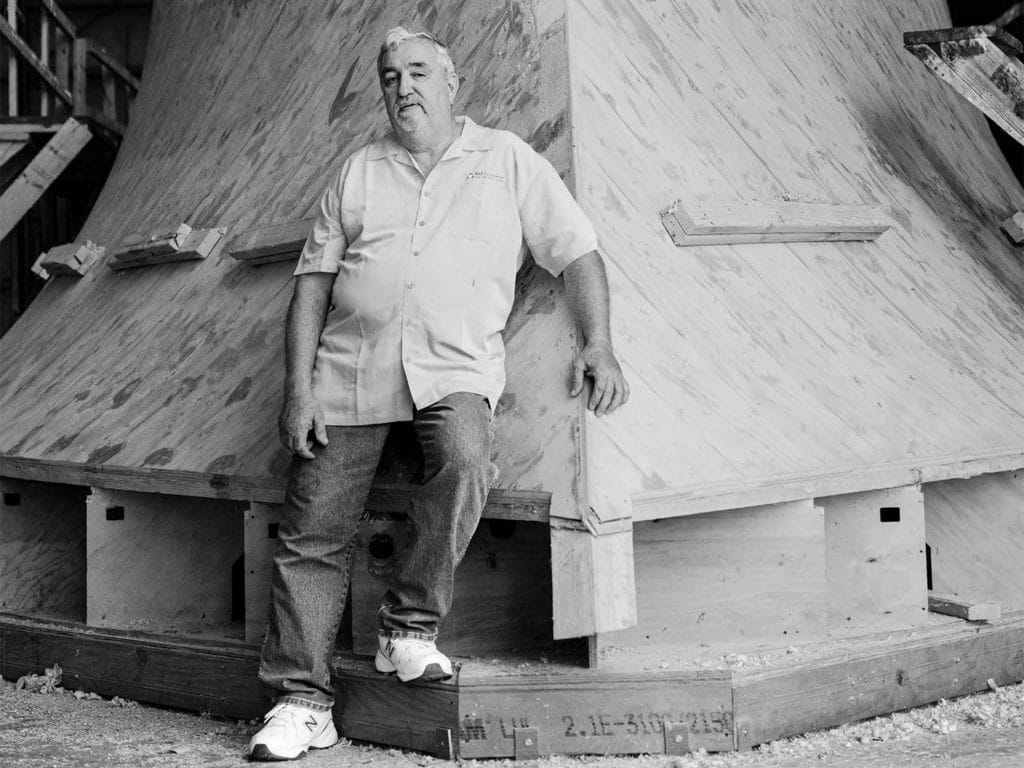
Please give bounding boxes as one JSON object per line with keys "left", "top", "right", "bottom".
{"left": 278, "top": 390, "right": 329, "bottom": 459}
{"left": 570, "top": 340, "right": 630, "bottom": 417}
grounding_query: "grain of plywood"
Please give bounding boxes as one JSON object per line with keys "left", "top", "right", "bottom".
{"left": 820, "top": 486, "right": 928, "bottom": 630}
{"left": 598, "top": 500, "right": 827, "bottom": 650}
{"left": 0, "top": 479, "right": 87, "bottom": 619}
{"left": 924, "top": 470, "right": 1024, "bottom": 610}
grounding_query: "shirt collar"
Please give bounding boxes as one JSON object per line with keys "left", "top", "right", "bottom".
{"left": 368, "top": 116, "right": 492, "bottom": 162}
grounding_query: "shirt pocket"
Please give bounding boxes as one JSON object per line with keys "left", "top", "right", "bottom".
{"left": 447, "top": 181, "right": 507, "bottom": 243}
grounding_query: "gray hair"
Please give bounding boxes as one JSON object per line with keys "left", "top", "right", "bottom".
{"left": 377, "top": 26, "right": 457, "bottom": 80}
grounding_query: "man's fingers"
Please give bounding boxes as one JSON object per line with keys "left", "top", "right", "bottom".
{"left": 570, "top": 356, "right": 586, "bottom": 397}
{"left": 313, "top": 411, "right": 329, "bottom": 446}
{"left": 605, "top": 381, "right": 626, "bottom": 415}
{"left": 588, "top": 376, "right": 608, "bottom": 413}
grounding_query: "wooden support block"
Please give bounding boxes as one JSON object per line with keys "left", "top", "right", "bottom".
{"left": 456, "top": 666, "right": 733, "bottom": 757}
{"left": 86, "top": 488, "right": 244, "bottom": 629}
{"left": 820, "top": 486, "right": 928, "bottom": 630}
{"left": 924, "top": 470, "right": 1024, "bottom": 611}
{"left": 0, "top": 478, "right": 87, "bottom": 620}
{"left": 350, "top": 517, "right": 552, "bottom": 655}
{"left": 550, "top": 524, "right": 636, "bottom": 640}
{"left": 905, "top": 34, "right": 1024, "bottom": 146}
{"left": 243, "top": 502, "right": 282, "bottom": 643}
{"left": 0, "top": 118, "right": 92, "bottom": 240}
{"left": 227, "top": 217, "right": 314, "bottom": 265}
{"left": 732, "top": 611, "right": 1024, "bottom": 749}
{"left": 31, "top": 242, "right": 105, "bottom": 278}
{"left": 928, "top": 592, "right": 1001, "bottom": 622}
{"left": 110, "top": 223, "right": 225, "bottom": 270}
{"left": 1000, "top": 211, "right": 1024, "bottom": 243}
{"left": 598, "top": 499, "right": 827, "bottom": 650}
{"left": 660, "top": 199, "right": 891, "bottom": 246}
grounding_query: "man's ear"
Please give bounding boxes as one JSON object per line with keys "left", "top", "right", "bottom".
{"left": 447, "top": 73, "right": 460, "bottom": 104}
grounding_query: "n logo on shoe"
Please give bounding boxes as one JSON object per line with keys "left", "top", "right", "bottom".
{"left": 305, "top": 716, "right": 317, "bottom": 733}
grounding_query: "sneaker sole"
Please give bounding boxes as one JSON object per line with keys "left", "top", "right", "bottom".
{"left": 374, "top": 651, "right": 453, "bottom": 683}
{"left": 248, "top": 725, "right": 338, "bottom": 761}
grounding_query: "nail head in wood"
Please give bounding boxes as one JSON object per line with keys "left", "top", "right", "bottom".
{"left": 663, "top": 721, "right": 690, "bottom": 755}
{"left": 514, "top": 726, "right": 540, "bottom": 760}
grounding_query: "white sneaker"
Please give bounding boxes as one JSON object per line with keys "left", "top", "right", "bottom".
{"left": 375, "top": 635, "right": 453, "bottom": 683}
{"left": 248, "top": 701, "right": 338, "bottom": 761}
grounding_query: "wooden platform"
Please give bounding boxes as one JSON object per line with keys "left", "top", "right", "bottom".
{"left": 2, "top": 611, "right": 1022, "bottom": 757}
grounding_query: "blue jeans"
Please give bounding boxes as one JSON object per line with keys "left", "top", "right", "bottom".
{"left": 258, "top": 392, "right": 492, "bottom": 710}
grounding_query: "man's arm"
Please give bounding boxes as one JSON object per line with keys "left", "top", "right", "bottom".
{"left": 279, "top": 272, "right": 335, "bottom": 458}
{"left": 562, "top": 250, "right": 630, "bottom": 417}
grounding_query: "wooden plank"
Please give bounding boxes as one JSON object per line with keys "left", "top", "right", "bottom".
{"left": 337, "top": 662, "right": 459, "bottom": 755}
{"left": 71, "top": 37, "right": 86, "bottom": 113}
{"left": 0, "top": 456, "right": 553, "bottom": 522}
{"left": 101, "top": 66, "right": 117, "bottom": 125}
{"left": 39, "top": 13, "right": 50, "bottom": 117}
{"left": 85, "top": 39, "right": 141, "bottom": 92}
{"left": 227, "top": 217, "right": 314, "bottom": 265}
{"left": 350, "top": 518, "right": 552, "bottom": 656}
{"left": 1000, "top": 211, "right": 1024, "bottom": 243}
{"left": 924, "top": 470, "right": 1024, "bottom": 610}
{"left": 733, "top": 612, "right": 1024, "bottom": 749}
{"left": 86, "top": 488, "right": 245, "bottom": 628}
{"left": 928, "top": 592, "right": 1001, "bottom": 622}
{"left": 0, "top": 117, "right": 91, "bottom": 240}
{"left": 0, "top": 138, "right": 29, "bottom": 166}
{"left": 598, "top": 500, "right": 827, "bottom": 650}
{"left": 457, "top": 668, "right": 734, "bottom": 757}
{"left": 661, "top": 199, "right": 891, "bottom": 246}
{"left": 631, "top": 449, "right": 1024, "bottom": 521}
{"left": 903, "top": 25, "right": 1024, "bottom": 58}
{"left": 821, "top": 486, "right": 928, "bottom": 630}
{"left": 0, "top": 479, "right": 87, "bottom": 619}
{"left": 0, "top": 615, "right": 266, "bottom": 719}
{"left": 6, "top": 0, "right": 15, "bottom": 117}
{"left": 35, "top": 241, "right": 105, "bottom": 277}
{"left": 37, "top": 0, "right": 76, "bottom": 38}
{"left": 905, "top": 39, "right": 1024, "bottom": 145}
{"left": 550, "top": 525, "right": 636, "bottom": 639}
{"left": 110, "top": 226, "right": 226, "bottom": 270}
{"left": 0, "top": 16, "right": 73, "bottom": 106}
{"left": 243, "top": 502, "right": 281, "bottom": 643}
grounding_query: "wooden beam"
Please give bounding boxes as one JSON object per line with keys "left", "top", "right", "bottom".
{"left": 928, "top": 592, "right": 1001, "bottom": 622}
{"left": 0, "top": 118, "right": 92, "bottom": 240}
{"left": 0, "top": 16, "right": 73, "bottom": 106}
{"left": 0, "top": 453, "right": 552, "bottom": 523}
{"left": 905, "top": 35, "right": 1024, "bottom": 147}
{"left": 32, "top": 242, "right": 105, "bottom": 278}
{"left": 110, "top": 225, "right": 225, "bottom": 270}
{"left": 660, "top": 199, "right": 890, "bottom": 246}
{"left": 37, "top": 0, "right": 76, "bottom": 38}
{"left": 227, "top": 217, "right": 314, "bottom": 265}
{"left": 904, "top": 25, "right": 1024, "bottom": 58}
{"left": 1001, "top": 211, "right": 1024, "bottom": 243}
{"left": 84, "top": 40, "right": 140, "bottom": 92}
{"left": 550, "top": 524, "right": 636, "bottom": 639}
{"left": 631, "top": 448, "right": 1024, "bottom": 521}
{"left": 732, "top": 611, "right": 1024, "bottom": 749}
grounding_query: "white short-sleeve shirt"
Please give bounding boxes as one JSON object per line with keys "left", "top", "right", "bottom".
{"left": 294, "top": 116, "right": 598, "bottom": 425}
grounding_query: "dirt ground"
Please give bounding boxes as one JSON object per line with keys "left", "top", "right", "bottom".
{"left": 1, "top": 673, "right": 1023, "bottom": 768}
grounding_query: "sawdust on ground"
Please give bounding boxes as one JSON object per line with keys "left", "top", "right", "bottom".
{"left": 1, "top": 674, "right": 1023, "bottom": 768}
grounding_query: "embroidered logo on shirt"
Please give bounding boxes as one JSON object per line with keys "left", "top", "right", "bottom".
{"left": 466, "top": 171, "right": 506, "bottom": 183}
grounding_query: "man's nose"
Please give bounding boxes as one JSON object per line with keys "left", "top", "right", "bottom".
{"left": 397, "top": 73, "right": 414, "bottom": 96}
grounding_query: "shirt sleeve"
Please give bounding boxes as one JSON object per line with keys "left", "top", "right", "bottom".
{"left": 293, "top": 168, "right": 349, "bottom": 276}
{"left": 517, "top": 147, "right": 599, "bottom": 277}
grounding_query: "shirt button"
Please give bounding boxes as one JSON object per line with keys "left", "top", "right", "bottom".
{"left": 417, "top": 220, "right": 425, "bottom": 227}
{"left": 424, "top": 192, "right": 431, "bottom": 198}
{"left": 412, "top": 250, "right": 420, "bottom": 257}
{"left": 406, "top": 281, "right": 414, "bottom": 289}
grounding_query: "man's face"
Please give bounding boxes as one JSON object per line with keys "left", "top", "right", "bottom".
{"left": 379, "top": 37, "right": 457, "bottom": 136}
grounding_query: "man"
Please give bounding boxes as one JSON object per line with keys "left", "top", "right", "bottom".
{"left": 249, "top": 27, "right": 629, "bottom": 761}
